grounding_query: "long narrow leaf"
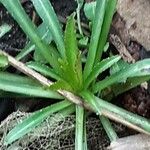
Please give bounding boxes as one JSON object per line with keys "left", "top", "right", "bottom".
{"left": 0, "top": 0, "right": 60, "bottom": 70}
{"left": 31, "top": 0, "right": 65, "bottom": 58}
{"left": 27, "top": 61, "right": 60, "bottom": 80}
{"left": 100, "top": 116, "right": 118, "bottom": 142}
{"left": 0, "top": 55, "right": 8, "bottom": 67}
{"left": 16, "top": 22, "right": 52, "bottom": 60}
{"left": 84, "top": 55, "right": 121, "bottom": 88}
{"left": 81, "top": 90, "right": 150, "bottom": 133}
{"left": 0, "top": 72, "right": 39, "bottom": 85}
{"left": 4, "top": 100, "right": 72, "bottom": 145}
{"left": 83, "top": 0, "right": 107, "bottom": 80}
{"left": 94, "top": 59, "right": 150, "bottom": 93}
{"left": 83, "top": 112, "right": 88, "bottom": 150}
{"left": 84, "top": 2, "right": 96, "bottom": 21}
{"left": 75, "top": 105, "right": 84, "bottom": 150}
{"left": 95, "top": 0, "right": 117, "bottom": 62}
{"left": 0, "top": 77, "right": 62, "bottom": 99}
{"left": 112, "top": 76, "right": 150, "bottom": 96}
{"left": 0, "top": 24, "right": 11, "bottom": 38}
{"left": 64, "top": 14, "right": 78, "bottom": 68}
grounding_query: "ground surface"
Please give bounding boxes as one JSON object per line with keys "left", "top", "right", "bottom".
{"left": 0, "top": 0, "right": 150, "bottom": 149}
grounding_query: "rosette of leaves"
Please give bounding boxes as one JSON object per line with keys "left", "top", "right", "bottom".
{"left": 1, "top": 0, "right": 150, "bottom": 149}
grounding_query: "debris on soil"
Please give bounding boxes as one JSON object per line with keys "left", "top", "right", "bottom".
{"left": 1, "top": 1, "right": 150, "bottom": 149}
{"left": 120, "top": 87, "right": 150, "bottom": 118}
{"left": 111, "top": 13, "right": 142, "bottom": 62}
{"left": 117, "top": 0, "right": 150, "bottom": 51}
{"left": 108, "top": 134, "right": 150, "bottom": 150}
{"left": 109, "top": 34, "right": 135, "bottom": 63}
{"left": 0, "top": 111, "right": 132, "bottom": 150}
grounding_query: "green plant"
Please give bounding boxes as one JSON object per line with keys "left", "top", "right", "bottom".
{"left": 0, "top": 0, "right": 150, "bottom": 149}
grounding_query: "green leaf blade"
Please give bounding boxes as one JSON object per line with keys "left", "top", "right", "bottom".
{"left": 0, "top": 0, "right": 60, "bottom": 70}
{"left": 84, "top": 2, "right": 96, "bottom": 21}
{"left": 81, "top": 90, "right": 150, "bottom": 133}
{"left": 95, "top": 0, "right": 117, "bottom": 62}
{"left": 75, "top": 105, "right": 84, "bottom": 150}
{"left": 0, "top": 24, "right": 11, "bottom": 38}
{"left": 4, "top": 100, "right": 71, "bottom": 145}
{"left": 112, "top": 76, "right": 150, "bottom": 96}
{"left": 64, "top": 14, "right": 78, "bottom": 68}
{"left": 16, "top": 22, "right": 52, "bottom": 61}
{"left": 27, "top": 61, "right": 60, "bottom": 80}
{"left": 94, "top": 59, "right": 150, "bottom": 93}
{"left": 84, "top": 55, "right": 121, "bottom": 88}
{"left": 0, "top": 55, "right": 8, "bottom": 67}
{"left": 31, "top": 0, "right": 66, "bottom": 58}
{"left": 0, "top": 72, "right": 62, "bottom": 99}
{"left": 83, "top": 0, "right": 107, "bottom": 80}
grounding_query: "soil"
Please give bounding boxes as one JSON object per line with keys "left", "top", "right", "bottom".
{"left": 0, "top": 0, "right": 150, "bottom": 118}
{"left": 117, "top": 87, "right": 150, "bottom": 118}
{"left": 0, "top": 2, "right": 34, "bottom": 56}
{"left": 0, "top": 0, "right": 150, "bottom": 149}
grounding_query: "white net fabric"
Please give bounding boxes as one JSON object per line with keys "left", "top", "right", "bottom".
{"left": 0, "top": 111, "right": 125, "bottom": 150}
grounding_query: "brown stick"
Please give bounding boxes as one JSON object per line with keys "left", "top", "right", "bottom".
{"left": 0, "top": 49, "right": 149, "bottom": 135}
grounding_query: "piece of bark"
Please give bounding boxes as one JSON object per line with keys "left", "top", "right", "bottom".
{"left": 108, "top": 134, "right": 150, "bottom": 150}
{"left": 117, "top": 0, "right": 150, "bottom": 51}
{"left": 109, "top": 34, "right": 135, "bottom": 63}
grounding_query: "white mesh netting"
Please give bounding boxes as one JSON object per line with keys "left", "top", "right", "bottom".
{"left": 0, "top": 111, "right": 126, "bottom": 150}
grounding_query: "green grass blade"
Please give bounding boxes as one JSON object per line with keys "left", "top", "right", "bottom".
{"left": 83, "top": 112, "right": 87, "bottom": 150}
{"left": 112, "top": 76, "right": 150, "bottom": 96}
{"left": 0, "top": 72, "right": 39, "bottom": 85}
{"left": 81, "top": 90, "right": 150, "bottom": 133}
{"left": 64, "top": 14, "right": 78, "bottom": 68}
{"left": 0, "top": 55, "right": 8, "bottom": 67}
{"left": 4, "top": 100, "right": 72, "bottom": 145}
{"left": 60, "top": 104, "right": 75, "bottom": 116}
{"left": 75, "top": 105, "right": 84, "bottom": 150}
{"left": 100, "top": 116, "right": 118, "bottom": 142}
{"left": 31, "top": 0, "right": 65, "bottom": 58}
{"left": 84, "top": 55, "right": 121, "bottom": 88}
{"left": 16, "top": 22, "right": 52, "bottom": 60}
{"left": 0, "top": 79, "right": 61, "bottom": 98}
{"left": 95, "top": 0, "right": 117, "bottom": 62}
{"left": 27, "top": 61, "right": 60, "bottom": 80}
{"left": 83, "top": 0, "right": 107, "bottom": 80}
{"left": 94, "top": 59, "right": 150, "bottom": 93}
{"left": 49, "top": 79, "right": 73, "bottom": 92}
{"left": 59, "top": 60, "right": 83, "bottom": 92}
{"left": 0, "top": 0, "right": 60, "bottom": 70}
{"left": 0, "top": 73, "right": 62, "bottom": 98}
{"left": 16, "top": 43, "right": 34, "bottom": 61}
{"left": 84, "top": 2, "right": 96, "bottom": 21}
{"left": 0, "top": 24, "right": 11, "bottom": 38}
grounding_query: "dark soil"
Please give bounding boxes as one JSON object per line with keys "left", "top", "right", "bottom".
{"left": 51, "top": 0, "right": 77, "bottom": 18}
{"left": 0, "top": 0, "right": 150, "bottom": 119}
{"left": 0, "top": 2, "right": 34, "bottom": 56}
{"left": 0, "top": 0, "right": 150, "bottom": 149}
{"left": 117, "top": 87, "right": 150, "bottom": 118}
